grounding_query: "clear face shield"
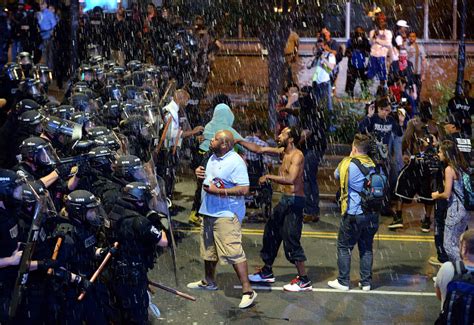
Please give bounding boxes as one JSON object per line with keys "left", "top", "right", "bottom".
{"left": 4, "top": 63, "right": 24, "bottom": 81}
{"left": 85, "top": 204, "right": 105, "bottom": 227}
{"left": 131, "top": 164, "right": 148, "bottom": 183}
{"left": 34, "top": 143, "right": 60, "bottom": 166}
{"left": 34, "top": 67, "right": 53, "bottom": 85}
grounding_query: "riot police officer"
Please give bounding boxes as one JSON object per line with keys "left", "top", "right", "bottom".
{"left": 51, "top": 190, "right": 109, "bottom": 324}
{"left": 0, "top": 169, "right": 23, "bottom": 322}
{"left": 104, "top": 182, "right": 168, "bottom": 324}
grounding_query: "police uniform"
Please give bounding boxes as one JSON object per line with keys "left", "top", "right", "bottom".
{"left": 0, "top": 207, "right": 19, "bottom": 322}
{"left": 104, "top": 189, "right": 163, "bottom": 324}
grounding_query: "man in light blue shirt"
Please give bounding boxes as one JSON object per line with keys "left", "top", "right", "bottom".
{"left": 328, "top": 133, "right": 379, "bottom": 291}
{"left": 37, "top": 2, "right": 57, "bottom": 69}
{"left": 187, "top": 130, "right": 257, "bottom": 309}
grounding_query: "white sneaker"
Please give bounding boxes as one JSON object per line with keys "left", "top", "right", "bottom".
{"left": 248, "top": 270, "right": 275, "bottom": 283}
{"left": 186, "top": 280, "right": 218, "bottom": 291}
{"left": 239, "top": 290, "right": 257, "bottom": 309}
{"left": 327, "top": 279, "right": 349, "bottom": 291}
{"left": 358, "top": 282, "right": 371, "bottom": 291}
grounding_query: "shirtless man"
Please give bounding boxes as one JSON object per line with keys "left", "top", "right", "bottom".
{"left": 237, "top": 126, "right": 312, "bottom": 292}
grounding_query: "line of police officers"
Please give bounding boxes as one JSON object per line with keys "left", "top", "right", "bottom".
{"left": 0, "top": 51, "right": 183, "bottom": 323}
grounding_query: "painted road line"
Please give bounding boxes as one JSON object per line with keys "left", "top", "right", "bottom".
{"left": 177, "top": 228, "right": 434, "bottom": 242}
{"left": 233, "top": 285, "right": 437, "bottom": 297}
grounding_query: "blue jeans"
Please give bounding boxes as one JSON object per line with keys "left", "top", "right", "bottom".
{"left": 303, "top": 149, "right": 322, "bottom": 216}
{"left": 312, "top": 81, "right": 333, "bottom": 111}
{"left": 337, "top": 213, "right": 379, "bottom": 287}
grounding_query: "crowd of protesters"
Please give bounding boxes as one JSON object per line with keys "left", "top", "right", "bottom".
{"left": 0, "top": 0, "right": 472, "bottom": 322}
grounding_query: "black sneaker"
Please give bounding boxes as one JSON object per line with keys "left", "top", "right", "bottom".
{"left": 421, "top": 218, "right": 431, "bottom": 233}
{"left": 388, "top": 217, "right": 404, "bottom": 229}
{"left": 248, "top": 267, "right": 275, "bottom": 283}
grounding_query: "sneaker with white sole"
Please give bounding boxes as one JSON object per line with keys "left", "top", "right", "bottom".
{"left": 186, "top": 280, "right": 218, "bottom": 291}
{"left": 239, "top": 290, "right": 257, "bottom": 308}
{"left": 248, "top": 268, "right": 276, "bottom": 283}
{"left": 327, "top": 279, "right": 349, "bottom": 291}
{"left": 358, "top": 282, "right": 371, "bottom": 291}
{"left": 283, "top": 276, "right": 313, "bottom": 292}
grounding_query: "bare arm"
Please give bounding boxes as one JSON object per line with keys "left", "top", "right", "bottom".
{"left": 40, "top": 170, "right": 60, "bottom": 188}
{"left": 237, "top": 140, "right": 283, "bottom": 155}
{"left": 262, "top": 152, "right": 303, "bottom": 185}
{"left": 432, "top": 166, "right": 455, "bottom": 200}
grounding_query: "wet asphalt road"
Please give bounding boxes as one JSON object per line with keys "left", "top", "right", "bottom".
{"left": 147, "top": 176, "right": 445, "bottom": 325}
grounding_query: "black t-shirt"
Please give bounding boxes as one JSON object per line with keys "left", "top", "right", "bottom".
{"left": 447, "top": 96, "right": 474, "bottom": 137}
{"left": 299, "top": 96, "right": 327, "bottom": 153}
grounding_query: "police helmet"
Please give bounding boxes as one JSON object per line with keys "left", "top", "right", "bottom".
{"left": 89, "top": 55, "right": 105, "bottom": 67}
{"left": 17, "top": 52, "right": 33, "bottom": 72}
{"left": 123, "top": 182, "right": 152, "bottom": 203}
{"left": 42, "top": 101, "right": 60, "bottom": 116}
{"left": 93, "top": 135, "right": 121, "bottom": 151}
{"left": 132, "top": 71, "right": 147, "bottom": 87}
{"left": 16, "top": 181, "right": 46, "bottom": 206}
{"left": 19, "top": 137, "right": 59, "bottom": 166}
{"left": 87, "top": 126, "right": 111, "bottom": 139}
{"left": 42, "top": 116, "right": 83, "bottom": 141}
{"left": 3, "top": 63, "right": 24, "bottom": 81}
{"left": 88, "top": 146, "right": 114, "bottom": 169}
{"left": 0, "top": 169, "right": 22, "bottom": 200}
{"left": 65, "top": 190, "right": 103, "bottom": 227}
{"left": 103, "top": 101, "right": 121, "bottom": 120}
{"left": 19, "top": 79, "right": 47, "bottom": 104}
{"left": 92, "top": 65, "right": 105, "bottom": 81}
{"left": 56, "top": 105, "right": 76, "bottom": 120}
{"left": 70, "top": 93, "right": 91, "bottom": 112}
{"left": 33, "top": 64, "right": 53, "bottom": 85}
{"left": 104, "top": 84, "right": 123, "bottom": 101}
{"left": 18, "top": 110, "right": 43, "bottom": 136}
{"left": 127, "top": 60, "right": 142, "bottom": 72}
{"left": 15, "top": 99, "right": 41, "bottom": 116}
{"left": 78, "top": 64, "right": 95, "bottom": 83}
{"left": 114, "top": 155, "right": 145, "bottom": 181}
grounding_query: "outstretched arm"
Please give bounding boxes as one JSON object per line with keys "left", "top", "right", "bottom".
{"left": 236, "top": 140, "right": 283, "bottom": 155}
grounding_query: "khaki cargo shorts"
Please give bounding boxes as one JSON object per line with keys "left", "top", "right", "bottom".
{"left": 200, "top": 215, "right": 246, "bottom": 265}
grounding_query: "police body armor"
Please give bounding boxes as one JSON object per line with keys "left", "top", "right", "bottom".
{"left": 0, "top": 208, "right": 18, "bottom": 322}
{"left": 105, "top": 197, "right": 156, "bottom": 280}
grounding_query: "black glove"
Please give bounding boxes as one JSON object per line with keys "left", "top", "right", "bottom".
{"left": 52, "top": 267, "right": 71, "bottom": 282}
{"left": 146, "top": 210, "right": 169, "bottom": 231}
{"left": 37, "top": 259, "right": 58, "bottom": 271}
{"left": 76, "top": 275, "right": 93, "bottom": 293}
{"left": 55, "top": 163, "right": 73, "bottom": 178}
{"left": 97, "top": 245, "right": 119, "bottom": 259}
{"left": 75, "top": 161, "right": 92, "bottom": 178}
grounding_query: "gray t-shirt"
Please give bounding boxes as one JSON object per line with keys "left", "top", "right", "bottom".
{"left": 435, "top": 261, "right": 474, "bottom": 309}
{"left": 406, "top": 42, "right": 426, "bottom": 75}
